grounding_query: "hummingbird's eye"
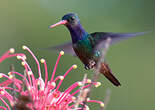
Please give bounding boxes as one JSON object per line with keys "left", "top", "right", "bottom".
{"left": 67, "top": 17, "right": 74, "bottom": 23}
{"left": 71, "top": 16, "right": 75, "bottom": 21}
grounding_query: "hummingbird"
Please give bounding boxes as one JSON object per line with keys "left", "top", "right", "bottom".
{"left": 48, "top": 13, "right": 148, "bottom": 86}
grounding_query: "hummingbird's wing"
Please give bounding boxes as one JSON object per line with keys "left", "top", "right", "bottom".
{"left": 90, "top": 32, "right": 149, "bottom": 50}
{"left": 48, "top": 41, "right": 76, "bottom": 56}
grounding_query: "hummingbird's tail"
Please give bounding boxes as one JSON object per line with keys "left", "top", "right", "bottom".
{"left": 99, "top": 62, "right": 121, "bottom": 86}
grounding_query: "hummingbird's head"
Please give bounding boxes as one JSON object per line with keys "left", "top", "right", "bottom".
{"left": 62, "top": 13, "right": 79, "bottom": 26}
{"left": 48, "top": 13, "right": 80, "bottom": 29}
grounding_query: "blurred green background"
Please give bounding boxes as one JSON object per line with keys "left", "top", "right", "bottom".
{"left": 0, "top": 0, "right": 155, "bottom": 109}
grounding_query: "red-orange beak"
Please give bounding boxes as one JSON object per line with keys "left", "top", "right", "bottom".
{"left": 48, "top": 20, "right": 68, "bottom": 29}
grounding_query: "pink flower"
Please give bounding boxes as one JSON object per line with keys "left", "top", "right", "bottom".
{"left": 0, "top": 46, "right": 104, "bottom": 110}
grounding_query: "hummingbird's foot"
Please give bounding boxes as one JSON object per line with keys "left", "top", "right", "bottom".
{"left": 84, "top": 60, "right": 96, "bottom": 70}
{"left": 89, "top": 60, "right": 96, "bottom": 67}
{"left": 85, "top": 65, "right": 91, "bottom": 70}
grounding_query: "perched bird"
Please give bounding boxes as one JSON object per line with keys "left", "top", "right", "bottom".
{"left": 48, "top": 13, "right": 147, "bottom": 86}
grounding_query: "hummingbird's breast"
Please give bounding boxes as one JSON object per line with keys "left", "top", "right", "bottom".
{"left": 67, "top": 23, "right": 100, "bottom": 67}
{"left": 73, "top": 38, "right": 99, "bottom": 66}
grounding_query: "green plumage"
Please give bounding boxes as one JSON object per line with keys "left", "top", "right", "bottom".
{"left": 73, "top": 34, "right": 100, "bottom": 69}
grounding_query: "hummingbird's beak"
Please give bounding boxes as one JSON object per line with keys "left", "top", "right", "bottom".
{"left": 48, "top": 20, "right": 68, "bottom": 29}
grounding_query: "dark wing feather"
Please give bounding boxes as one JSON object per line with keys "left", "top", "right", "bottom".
{"left": 90, "top": 32, "right": 149, "bottom": 50}
{"left": 47, "top": 41, "right": 76, "bottom": 56}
